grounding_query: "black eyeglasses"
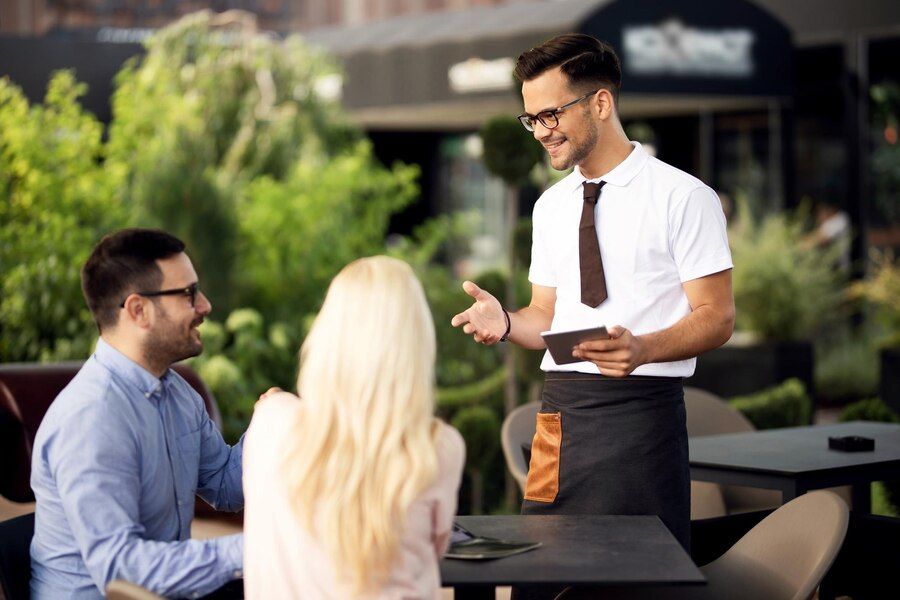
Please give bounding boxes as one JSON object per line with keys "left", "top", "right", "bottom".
{"left": 517, "top": 89, "right": 600, "bottom": 132}
{"left": 120, "top": 282, "right": 200, "bottom": 308}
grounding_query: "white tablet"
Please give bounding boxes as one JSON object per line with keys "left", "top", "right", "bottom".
{"left": 540, "top": 326, "right": 609, "bottom": 365}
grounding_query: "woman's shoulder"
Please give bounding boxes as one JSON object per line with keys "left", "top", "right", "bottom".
{"left": 435, "top": 421, "right": 466, "bottom": 472}
{"left": 248, "top": 392, "right": 302, "bottom": 442}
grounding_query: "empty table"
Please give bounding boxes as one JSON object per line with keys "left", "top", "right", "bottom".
{"left": 689, "top": 421, "right": 900, "bottom": 511}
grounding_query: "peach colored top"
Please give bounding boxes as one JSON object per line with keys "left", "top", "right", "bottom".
{"left": 243, "top": 393, "right": 465, "bottom": 599}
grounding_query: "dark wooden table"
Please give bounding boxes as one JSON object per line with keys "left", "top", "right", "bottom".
{"left": 440, "top": 515, "right": 705, "bottom": 599}
{"left": 689, "top": 421, "right": 900, "bottom": 511}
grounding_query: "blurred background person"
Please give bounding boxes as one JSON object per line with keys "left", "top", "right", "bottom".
{"left": 242, "top": 256, "right": 465, "bottom": 599}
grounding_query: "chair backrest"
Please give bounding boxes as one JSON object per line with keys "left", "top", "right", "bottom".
{"left": 702, "top": 490, "right": 849, "bottom": 600}
{"left": 106, "top": 579, "right": 165, "bottom": 600}
{"left": 0, "top": 511, "right": 35, "bottom": 600}
{"left": 501, "top": 401, "right": 541, "bottom": 494}
{"left": 0, "top": 382, "right": 32, "bottom": 502}
{"left": 684, "top": 386, "right": 755, "bottom": 438}
{"left": 690, "top": 480, "right": 727, "bottom": 520}
{"left": 0, "top": 361, "right": 221, "bottom": 503}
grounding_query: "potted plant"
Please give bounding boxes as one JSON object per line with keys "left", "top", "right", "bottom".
{"left": 850, "top": 250, "right": 900, "bottom": 412}
{"left": 689, "top": 197, "right": 847, "bottom": 410}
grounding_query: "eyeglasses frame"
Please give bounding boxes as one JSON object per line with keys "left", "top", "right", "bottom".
{"left": 119, "top": 282, "right": 200, "bottom": 308}
{"left": 517, "top": 88, "right": 602, "bottom": 132}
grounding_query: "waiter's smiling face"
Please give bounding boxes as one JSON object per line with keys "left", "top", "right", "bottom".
{"left": 521, "top": 66, "right": 602, "bottom": 172}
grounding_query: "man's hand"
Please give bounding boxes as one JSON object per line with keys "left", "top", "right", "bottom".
{"left": 450, "top": 281, "right": 506, "bottom": 345}
{"left": 258, "top": 387, "right": 284, "bottom": 402}
{"left": 572, "top": 326, "right": 648, "bottom": 377}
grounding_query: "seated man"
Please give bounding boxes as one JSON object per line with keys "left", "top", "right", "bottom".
{"left": 30, "top": 229, "right": 244, "bottom": 599}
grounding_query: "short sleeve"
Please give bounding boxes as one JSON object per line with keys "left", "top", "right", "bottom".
{"left": 669, "top": 186, "right": 733, "bottom": 283}
{"left": 528, "top": 199, "right": 557, "bottom": 287}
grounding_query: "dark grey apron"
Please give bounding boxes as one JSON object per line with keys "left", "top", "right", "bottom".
{"left": 523, "top": 372, "right": 690, "bottom": 544}
{"left": 514, "top": 372, "right": 691, "bottom": 600}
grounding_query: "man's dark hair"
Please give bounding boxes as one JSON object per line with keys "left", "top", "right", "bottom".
{"left": 81, "top": 228, "right": 186, "bottom": 332}
{"left": 514, "top": 33, "right": 622, "bottom": 104}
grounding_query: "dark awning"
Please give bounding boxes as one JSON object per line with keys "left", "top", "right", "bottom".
{"left": 302, "top": 0, "right": 795, "bottom": 129}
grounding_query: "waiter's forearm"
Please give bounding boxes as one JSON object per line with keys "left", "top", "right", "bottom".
{"left": 637, "top": 304, "right": 734, "bottom": 364}
{"left": 508, "top": 304, "right": 554, "bottom": 350}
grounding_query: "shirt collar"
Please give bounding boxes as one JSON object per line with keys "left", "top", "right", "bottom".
{"left": 569, "top": 141, "right": 649, "bottom": 192}
{"left": 93, "top": 337, "right": 171, "bottom": 399}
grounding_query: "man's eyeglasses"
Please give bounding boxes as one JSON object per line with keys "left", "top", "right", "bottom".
{"left": 517, "top": 89, "right": 600, "bottom": 132}
{"left": 120, "top": 282, "right": 200, "bottom": 308}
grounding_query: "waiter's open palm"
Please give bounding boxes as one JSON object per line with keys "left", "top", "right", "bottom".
{"left": 450, "top": 281, "right": 506, "bottom": 345}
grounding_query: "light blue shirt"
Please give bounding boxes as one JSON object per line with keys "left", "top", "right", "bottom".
{"left": 30, "top": 338, "right": 244, "bottom": 599}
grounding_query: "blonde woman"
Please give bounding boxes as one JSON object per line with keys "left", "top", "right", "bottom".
{"left": 243, "top": 256, "right": 465, "bottom": 599}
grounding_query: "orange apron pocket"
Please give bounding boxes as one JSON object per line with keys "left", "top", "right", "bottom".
{"left": 523, "top": 411, "right": 562, "bottom": 503}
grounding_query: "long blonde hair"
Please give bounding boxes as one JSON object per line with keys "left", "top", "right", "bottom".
{"left": 284, "top": 256, "right": 441, "bottom": 594}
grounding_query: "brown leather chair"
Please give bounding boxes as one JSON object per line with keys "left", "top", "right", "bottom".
{"left": 0, "top": 361, "right": 240, "bottom": 529}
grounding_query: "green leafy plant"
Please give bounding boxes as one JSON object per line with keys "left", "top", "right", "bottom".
{"left": 850, "top": 250, "right": 900, "bottom": 349}
{"left": 838, "top": 398, "right": 900, "bottom": 515}
{"left": 452, "top": 405, "right": 501, "bottom": 515}
{"left": 106, "top": 10, "right": 361, "bottom": 314}
{"left": 0, "top": 72, "right": 124, "bottom": 362}
{"left": 480, "top": 116, "right": 544, "bottom": 187}
{"left": 729, "top": 197, "right": 847, "bottom": 341}
{"left": 814, "top": 328, "right": 880, "bottom": 404}
{"left": 729, "top": 378, "right": 812, "bottom": 430}
{"left": 191, "top": 308, "right": 300, "bottom": 442}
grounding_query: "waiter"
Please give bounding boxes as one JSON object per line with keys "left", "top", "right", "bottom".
{"left": 451, "top": 31, "right": 734, "bottom": 581}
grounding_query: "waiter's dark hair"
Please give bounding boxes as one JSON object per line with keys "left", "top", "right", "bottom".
{"left": 514, "top": 33, "right": 621, "bottom": 104}
{"left": 81, "top": 228, "right": 185, "bottom": 332}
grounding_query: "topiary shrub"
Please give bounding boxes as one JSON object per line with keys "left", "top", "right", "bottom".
{"left": 839, "top": 397, "right": 900, "bottom": 424}
{"left": 452, "top": 405, "right": 501, "bottom": 515}
{"left": 729, "top": 378, "right": 812, "bottom": 430}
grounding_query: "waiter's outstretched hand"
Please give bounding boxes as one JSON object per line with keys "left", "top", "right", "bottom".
{"left": 572, "top": 326, "right": 647, "bottom": 377}
{"left": 450, "top": 281, "right": 506, "bottom": 345}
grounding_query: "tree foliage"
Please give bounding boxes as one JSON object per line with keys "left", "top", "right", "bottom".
{"left": 480, "top": 116, "right": 544, "bottom": 187}
{"left": 105, "top": 11, "right": 361, "bottom": 313}
{"left": 0, "top": 72, "right": 125, "bottom": 361}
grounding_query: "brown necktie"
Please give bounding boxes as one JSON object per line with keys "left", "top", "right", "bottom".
{"left": 580, "top": 181, "right": 607, "bottom": 307}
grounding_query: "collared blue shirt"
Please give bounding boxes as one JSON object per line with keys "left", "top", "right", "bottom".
{"left": 30, "top": 338, "right": 245, "bottom": 599}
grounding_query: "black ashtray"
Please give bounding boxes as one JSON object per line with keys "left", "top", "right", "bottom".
{"left": 828, "top": 435, "right": 875, "bottom": 452}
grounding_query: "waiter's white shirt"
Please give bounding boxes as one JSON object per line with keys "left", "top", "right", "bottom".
{"left": 529, "top": 141, "right": 733, "bottom": 377}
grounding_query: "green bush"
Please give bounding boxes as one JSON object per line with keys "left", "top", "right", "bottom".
{"left": 838, "top": 398, "right": 900, "bottom": 515}
{"left": 729, "top": 378, "right": 812, "bottom": 430}
{"left": 452, "top": 405, "right": 501, "bottom": 515}
{"left": 814, "top": 329, "right": 880, "bottom": 404}
{"left": 480, "top": 116, "right": 544, "bottom": 187}
{"left": 838, "top": 397, "right": 899, "bottom": 424}
{"left": 729, "top": 197, "right": 846, "bottom": 341}
{"left": 105, "top": 11, "right": 365, "bottom": 315}
{"left": 191, "top": 309, "right": 300, "bottom": 442}
{"left": 235, "top": 142, "right": 419, "bottom": 323}
{"left": 0, "top": 72, "right": 125, "bottom": 362}
{"left": 850, "top": 250, "right": 900, "bottom": 349}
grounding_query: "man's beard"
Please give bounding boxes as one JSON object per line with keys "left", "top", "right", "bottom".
{"left": 143, "top": 316, "right": 203, "bottom": 372}
{"left": 560, "top": 122, "right": 600, "bottom": 171}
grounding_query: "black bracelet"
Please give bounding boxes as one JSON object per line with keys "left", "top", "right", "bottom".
{"left": 500, "top": 307, "right": 511, "bottom": 342}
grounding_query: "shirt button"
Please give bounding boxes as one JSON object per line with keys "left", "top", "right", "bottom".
{"left": 234, "top": 570, "right": 243, "bottom": 578}
{"left": 177, "top": 501, "right": 183, "bottom": 506}
{"left": 144, "top": 392, "right": 151, "bottom": 398}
